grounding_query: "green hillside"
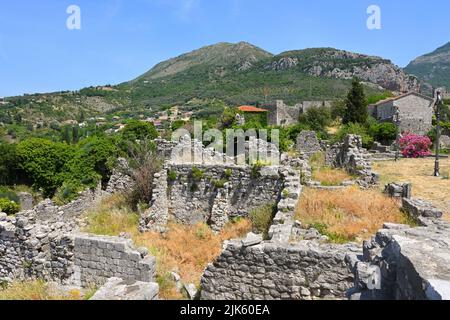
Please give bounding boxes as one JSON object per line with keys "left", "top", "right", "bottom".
{"left": 2, "top": 42, "right": 413, "bottom": 125}
{"left": 405, "top": 42, "right": 450, "bottom": 90}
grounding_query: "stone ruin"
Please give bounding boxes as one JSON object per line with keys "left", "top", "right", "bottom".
{"left": 0, "top": 169, "right": 159, "bottom": 300}
{"left": 199, "top": 135, "right": 450, "bottom": 301}
{"left": 325, "top": 134, "right": 379, "bottom": 188}
{"left": 1, "top": 132, "right": 449, "bottom": 301}
{"left": 140, "top": 135, "right": 284, "bottom": 233}
{"left": 200, "top": 180, "right": 450, "bottom": 300}
{"left": 296, "top": 131, "right": 322, "bottom": 158}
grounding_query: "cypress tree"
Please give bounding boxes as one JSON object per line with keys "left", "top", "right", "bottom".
{"left": 343, "top": 78, "right": 368, "bottom": 124}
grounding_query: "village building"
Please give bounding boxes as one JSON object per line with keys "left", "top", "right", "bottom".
{"left": 264, "top": 100, "right": 333, "bottom": 127}
{"left": 238, "top": 105, "right": 268, "bottom": 126}
{"left": 368, "top": 92, "right": 435, "bottom": 135}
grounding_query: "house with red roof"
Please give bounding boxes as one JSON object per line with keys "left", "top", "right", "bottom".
{"left": 237, "top": 105, "right": 268, "bottom": 126}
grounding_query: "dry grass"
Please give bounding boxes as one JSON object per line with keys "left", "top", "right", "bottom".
{"left": 312, "top": 167, "right": 353, "bottom": 186}
{"left": 84, "top": 194, "right": 139, "bottom": 236}
{"left": 373, "top": 157, "right": 450, "bottom": 219}
{"left": 134, "top": 220, "right": 251, "bottom": 299}
{"left": 83, "top": 195, "right": 252, "bottom": 300}
{"left": 0, "top": 280, "right": 83, "bottom": 300}
{"left": 296, "top": 186, "right": 411, "bottom": 243}
{"left": 309, "top": 151, "right": 354, "bottom": 186}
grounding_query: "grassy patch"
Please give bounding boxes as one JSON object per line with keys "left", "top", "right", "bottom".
{"left": 0, "top": 280, "right": 82, "bottom": 300}
{"left": 83, "top": 195, "right": 252, "bottom": 300}
{"left": 84, "top": 194, "right": 139, "bottom": 236}
{"left": 312, "top": 167, "right": 353, "bottom": 186}
{"left": 309, "top": 151, "right": 353, "bottom": 186}
{"left": 134, "top": 221, "right": 251, "bottom": 299}
{"left": 296, "top": 186, "right": 410, "bottom": 243}
{"left": 373, "top": 158, "right": 450, "bottom": 217}
{"left": 249, "top": 203, "right": 276, "bottom": 239}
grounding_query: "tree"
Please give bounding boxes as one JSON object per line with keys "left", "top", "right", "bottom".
{"left": 121, "top": 120, "right": 159, "bottom": 142}
{"left": 343, "top": 78, "right": 368, "bottom": 125}
{"left": 72, "top": 126, "right": 79, "bottom": 144}
{"left": 0, "top": 143, "right": 22, "bottom": 185}
{"left": 62, "top": 126, "right": 71, "bottom": 144}
{"left": 298, "top": 106, "right": 332, "bottom": 132}
{"left": 16, "top": 138, "right": 72, "bottom": 197}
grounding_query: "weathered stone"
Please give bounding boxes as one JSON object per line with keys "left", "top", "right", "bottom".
{"left": 183, "top": 283, "right": 198, "bottom": 300}
{"left": 241, "top": 233, "right": 263, "bottom": 247}
{"left": 402, "top": 198, "right": 443, "bottom": 219}
{"left": 90, "top": 277, "right": 159, "bottom": 300}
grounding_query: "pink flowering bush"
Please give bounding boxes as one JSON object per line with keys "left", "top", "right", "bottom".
{"left": 399, "top": 133, "right": 432, "bottom": 158}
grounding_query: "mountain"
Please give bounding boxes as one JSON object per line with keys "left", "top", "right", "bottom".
{"left": 2, "top": 42, "right": 420, "bottom": 124}
{"left": 405, "top": 42, "right": 450, "bottom": 90}
{"left": 136, "top": 42, "right": 273, "bottom": 80}
{"left": 260, "top": 48, "right": 419, "bottom": 92}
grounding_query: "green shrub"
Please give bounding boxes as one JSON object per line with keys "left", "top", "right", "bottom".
{"left": 0, "top": 143, "right": 22, "bottom": 185}
{"left": 191, "top": 167, "right": 204, "bottom": 181}
{"left": 0, "top": 198, "right": 20, "bottom": 215}
{"left": 0, "top": 187, "right": 19, "bottom": 203}
{"left": 54, "top": 181, "right": 82, "bottom": 205}
{"left": 298, "top": 106, "right": 332, "bottom": 132}
{"left": 249, "top": 203, "right": 276, "bottom": 239}
{"left": 213, "top": 179, "right": 227, "bottom": 188}
{"left": 16, "top": 138, "right": 72, "bottom": 197}
{"left": 250, "top": 161, "right": 268, "bottom": 178}
{"left": 309, "top": 223, "right": 355, "bottom": 244}
{"left": 368, "top": 121, "right": 397, "bottom": 145}
{"left": 334, "top": 123, "right": 374, "bottom": 149}
{"left": 168, "top": 170, "right": 177, "bottom": 181}
{"left": 121, "top": 120, "right": 158, "bottom": 142}
{"left": 224, "top": 169, "right": 232, "bottom": 179}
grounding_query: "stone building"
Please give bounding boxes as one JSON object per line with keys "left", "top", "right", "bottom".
{"left": 368, "top": 92, "right": 435, "bottom": 135}
{"left": 265, "top": 100, "right": 333, "bottom": 127}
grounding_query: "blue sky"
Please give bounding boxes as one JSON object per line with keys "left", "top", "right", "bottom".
{"left": 0, "top": 0, "right": 449, "bottom": 97}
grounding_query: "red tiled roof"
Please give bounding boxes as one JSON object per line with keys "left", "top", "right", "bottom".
{"left": 238, "top": 105, "right": 268, "bottom": 113}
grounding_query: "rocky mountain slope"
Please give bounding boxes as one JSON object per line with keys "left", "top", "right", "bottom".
{"left": 405, "top": 42, "right": 450, "bottom": 90}
{"left": 261, "top": 48, "right": 419, "bottom": 92}
{"left": 3, "top": 42, "right": 422, "bottom": 123}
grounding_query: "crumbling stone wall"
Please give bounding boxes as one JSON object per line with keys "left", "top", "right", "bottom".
{"left": 384, "top": 182, "right": 412, "bottom": 199}
{"left": 326, "top": 135, "right": 379, "bottom": 188}
{"left": 296, "top": 131, "right": 322, "bottom": 158}
{"left": 72, "top": 233, "right": 155, "bottom": 287}
{"left": 351, "top": 219, "right": 450, "bottom": 300}
{"left": 200, "top": 240, "right": 360, "bottom": 300}
{"left": 141, "top": 164, "right": 283, "bottom": 232}
{"left": 0, "top": 214, "right": 156, "bottom": 288}
{"left": 266, "top": 100, "right": 332, "bottom": 127}
{"left": 0, "top": 165, "right": 155, "bottom": 288}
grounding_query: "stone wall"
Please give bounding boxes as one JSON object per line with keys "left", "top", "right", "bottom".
{"left": 200, "top": 240, "right": 360, "bottom": 300}
{"left": 326, "top": 135, "right": 379, "bottom": 188}
{"left": 0, "top": 213, "right": 156, "bottom": 288}
{"left": 351, "top": 219, "right": 450, "bottom": 300}
{"left": 72, "top": 233, "right": 155, "bottom": 287}
{"left": 266, "top": 100, "right": 332, "bottom": 127}
{"left": 141, "top": 164, "right": 283, "bottom": 232}
{"left": 384, "top": 182, "right": 412, "bottom": 198}
{"left": 296, "top": 131, "right": 322, "bottom": 158}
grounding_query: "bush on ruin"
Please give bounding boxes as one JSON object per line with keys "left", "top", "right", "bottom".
{"left": 399, "top": 133, "right": 432, "bottom": 158}
{"left": 0, "top": 198, "right": 20, "bottom": 215}
{"left": 125, "top": 139, "right": 162, "bottom": 210}
{"left": 249, "top": 203, "right": 276, "bottom": 239}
